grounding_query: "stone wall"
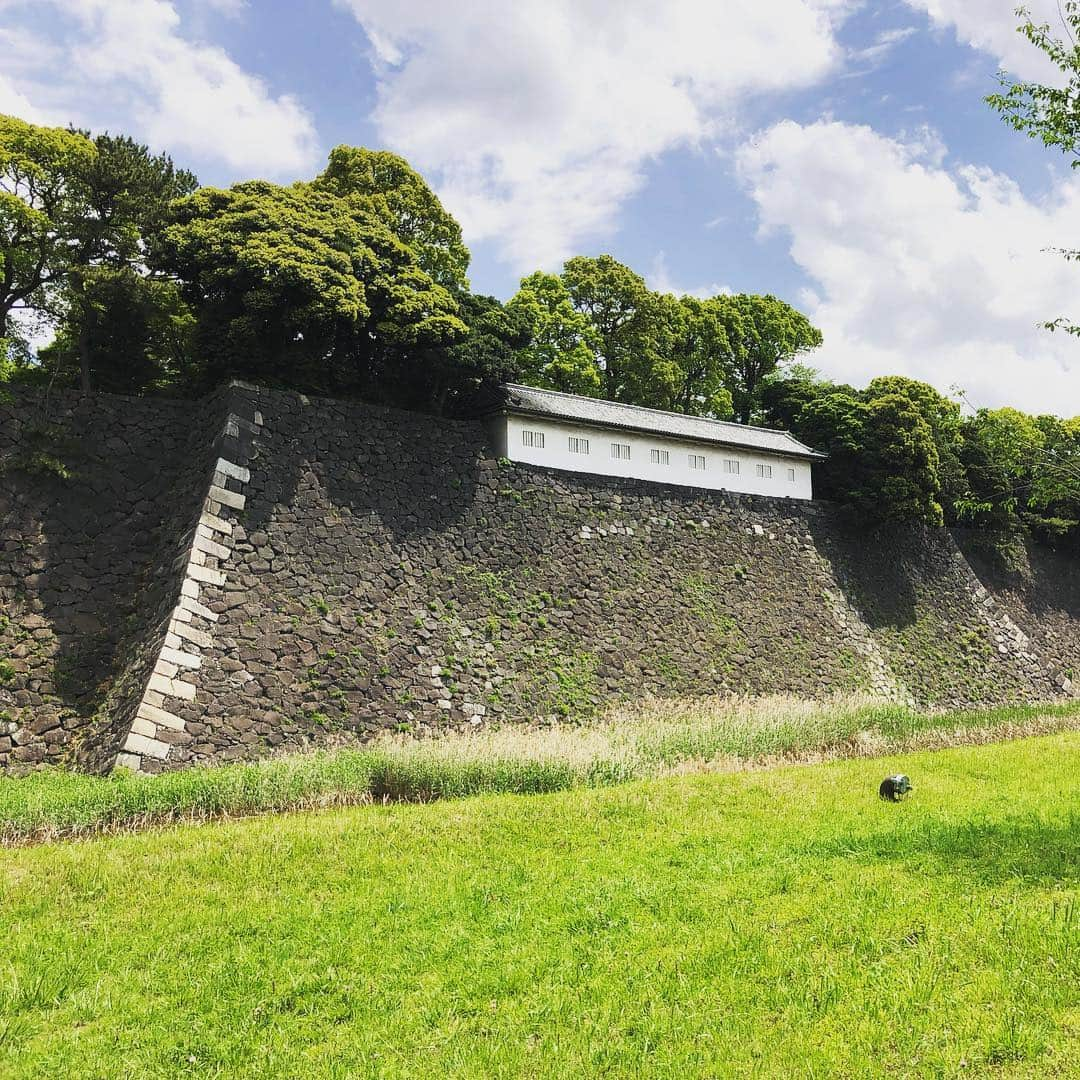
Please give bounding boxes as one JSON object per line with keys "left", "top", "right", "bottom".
{"left": 954, "top": 529, "right": 1080, "bottom": 692}
{"left": 1, "top": 385, "right": 1077, "bottom": 774}
{"left": 0, "top": 389, "right": 207, "bottom": 770}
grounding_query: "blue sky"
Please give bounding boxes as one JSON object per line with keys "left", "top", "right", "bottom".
{"left": 3, "top": 0, "right": 1080, "bottom": 413}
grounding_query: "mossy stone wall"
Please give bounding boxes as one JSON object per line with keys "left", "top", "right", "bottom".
{"left": 0, "top": 386, "right": 1076, "bottom": 773}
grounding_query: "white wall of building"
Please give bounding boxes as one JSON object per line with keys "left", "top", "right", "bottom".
{"left": 494, "top": 414, "right": 815, "bottom": 500}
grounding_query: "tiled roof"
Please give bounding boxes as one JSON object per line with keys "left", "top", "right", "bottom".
{"left": 496, "top": 384, "right": 826, "bottom": 460}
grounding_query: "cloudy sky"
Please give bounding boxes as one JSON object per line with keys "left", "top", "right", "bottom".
{"left": 3, "top": 0, "right": 1080, "bottom": 413}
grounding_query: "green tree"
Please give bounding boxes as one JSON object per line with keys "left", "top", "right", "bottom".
{"left": 987, "top": 2, "right": 1080, "bottom": 335}
{"left": 0, "top": 116, "right": 95, "bottom": 341}
{"left": 0, "top": 118, "right": 198, "bottom": 392}
{"left": 864, "top": 375, "right": 965, "bottom": 517}
{"left": 987, "top": 3, "right": 1080, "bottom": 160}
{"left": 58, "top": 132, "right": 198, "bottom": 391}
{"left": 551, "top": 257, "right": 736, "bottom": 416}
{"left": 959, "top": 407, "right": 1048, "bottom": 526}
{"left": 797, "top": 389, "right": 943, "bottom": 525}
{"left": 315, "top": 146, "right": 470, "bottom": 293}
{"left": 38, "top": 269, "right": 193, "bottom": 394}
{"left": 395, "top": 293, "right": 533, "bottom": 414}
{"left": 561, "top": 255, "right": 658, "bottom": 400}
{"left": 1027, "top": 413, "right": 1080, "bottom": 540}
{"left": 0, "top": 322, "right": 39, "bottom": 387}
{"left": 662, "top": 295, "right": 735, "bottom": 417}
{"left": 155, "top": 181, "right": 366, "bottom": 388}
{"left": 506, "top": 271, "right": 602, "bottom": 396}
{"left": 612, "top": 293, "right": 734, "bottom": 417}
{"left": 859, "top": 393, "right": 944, "bottom": 525}
{"left": 714, "top": 294, "right": 823, "bottom": 423}
{"left": 758, "top": 367, "right": 851, "bottom": 431}
{"left": 154, "top": 180, "right": 465, "bottom": 396}
{"left": 446, "top": 294, "right": 531, "bottom": 381}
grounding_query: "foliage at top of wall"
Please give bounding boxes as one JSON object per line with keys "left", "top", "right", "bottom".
{"left": 762, "top": 372, "right": 1080, "bottom": 543}
{"left": 1, "top": 114, "right": 821, "bottom": 424}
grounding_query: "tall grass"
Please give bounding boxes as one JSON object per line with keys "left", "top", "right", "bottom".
{"left": 3, "top": 693, "right": 1079, "bottom": 843}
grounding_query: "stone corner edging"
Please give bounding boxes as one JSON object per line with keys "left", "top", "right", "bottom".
{"left": 114, "top": 398, "right": 264, "bottom": 773}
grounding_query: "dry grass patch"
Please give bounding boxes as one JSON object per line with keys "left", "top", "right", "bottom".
{"left": 3, "top": 693, "right": 1080, "bottom": 843}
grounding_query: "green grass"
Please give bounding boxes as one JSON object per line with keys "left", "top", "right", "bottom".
{"left": 4, "top": 695, "right": 1080, "bottom": 843}
{"left": 0, "top": 733, "right": 1077, "bottom": 1077}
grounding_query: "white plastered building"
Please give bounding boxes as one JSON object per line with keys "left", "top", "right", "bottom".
{"left": 486, "top": 384, "right": 825, "bottom": 500}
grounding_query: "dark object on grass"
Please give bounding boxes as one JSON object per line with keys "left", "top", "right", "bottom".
{"left": 879, "top": 774, "right": 913, "bottom": 801}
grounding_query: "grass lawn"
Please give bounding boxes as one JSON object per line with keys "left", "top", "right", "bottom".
{"left": 1, "top": 735, "right": 1078, "bottom": 1077}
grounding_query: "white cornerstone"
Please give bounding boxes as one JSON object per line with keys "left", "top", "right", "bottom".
{"left": 486, "top": 384, "right": 825, "bottom": 500}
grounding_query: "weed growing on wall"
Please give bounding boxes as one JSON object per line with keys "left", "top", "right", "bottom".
{"left": 679, "top": 572, "right": 742, "bottom": 643}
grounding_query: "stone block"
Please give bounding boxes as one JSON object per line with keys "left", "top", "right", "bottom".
{"left": 123, "top": 731, "right": 170, "bottom": 760}
{"left": 188, "top": 563, "right": 226, "bottom": 586}
{"left": 194, "top": 534, "right": 231, "bottom": 561}
{"left": 148, "top": 673, "right": 197, "bottom": 701}
{"left": 171, "top": 621, "right": 212, "bottom": 649}
{"left": 137, "top": 702, "right": 186, "bottom": 731}
{"left": 208, "top": 484, "right": 245, "bottom": 510}
{"left": 200, "top": 511, "right": 233, "bottom": 536}
{"left": 130, "top": 716, "right": 158, "bottom": 738}
{"left": 161, "top": 645, "right": 202, "bottom": 670}
{"left": 179, "top": 595, "right": 219, "bottom": 622}
{"left": 215, "top": 458, "right": 251, "bottom": 484}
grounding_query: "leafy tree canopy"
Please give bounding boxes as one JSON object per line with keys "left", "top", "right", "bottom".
{"left": 864, "top": 375, "right": 966, "bottom": 513}
{"left": 713, "top": 293, "right": 823, "bottom": 423}
{"left": 560, "top": 254, "right": 659, "bottom": 401}
{"left": 315, "top": 146, "right": 470, "bottom": 294}
{"left": 69, "top": 131, "right": 199, "bottom": 269}
{"left": 0, "top": 115, "right": 95, "bottom": 339}
{"left": 987, "top": 2, "right": 1080, "bottom": 336}
{"left": 798, "top": 388, "right": 942, "bottom": 526}
{"left": 59, "top": 131, "right": 198, "bottom": 391}
{"left": 506, "top": 271, "right": 602, "bottom": 396}
{"left": 957, "top": 407, "right": 1049, "bottom": 527}
{"left": 660, "top": 295, "right": 735, "bottom": 419}
{"left": 987, "top": 3, "right": 1080, "bottom": 162}
{"left": 38, "top": 269, "right": 192, "bottom": 395}
{"left": 403, "top": 292, "right": 534, "bottom": 415}
{"left": 155, "top": 180, "right": 368, "bottom": 388}
{"left": 514, "top": 256, "right": 779, "bottom": 420}
{"left": 153, "top": 179, "right": 465, "bottom": 394}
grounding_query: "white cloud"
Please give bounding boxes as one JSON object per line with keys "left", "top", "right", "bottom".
{"left": 648, "top": 252, "right": 731, "bottom": 299}
{"left": 0, "top": 25, "right": 64, "bottom": 124}
{"left": 0, "top": 75, "right": 48, "bottom": 125}
{"left": 905, "top": 0, "right": 1068, "bottom": 81}
{"left": 852, "top": 26, "right": 919, "bottom": 65}
{"left": 0, "top": 0, "right": 317, "bottom": 177}
{"left": 736, "top": 119, "right": 1080, "bottom": 415}
{"left": 336, "top": 0, "right": 853, "bottom": 271}
{"left": 194, "top": 0, "right": 248, "bottom": 16}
